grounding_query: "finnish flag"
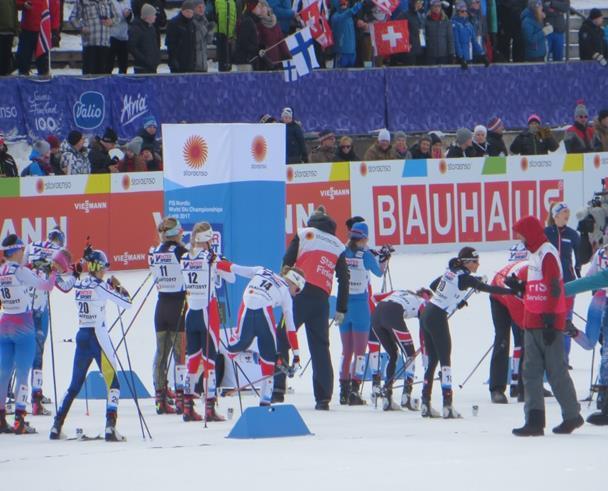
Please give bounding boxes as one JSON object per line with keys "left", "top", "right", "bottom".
{"left": 285, "top": 27, "right": 319, "bottom": 77}
{"left": 282, "top": 60, "right": 298, "bottom": 82}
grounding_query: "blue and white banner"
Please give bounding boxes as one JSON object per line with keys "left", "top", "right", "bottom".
{"left": 162, "top": 123, "right": 286, "bottom": 326}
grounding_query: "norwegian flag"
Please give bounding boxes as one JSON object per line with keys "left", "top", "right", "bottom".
{"left": 36, "top": 0, "right": 52, "bottom": 59}
{"left": 372, "top": 0, "right": 400, "bottom": 15}
{"left": 299, "top": 1, "right": 333, "bottom": 49}
{"left": 370, "top": 20, "right": 410, "bottom": 57}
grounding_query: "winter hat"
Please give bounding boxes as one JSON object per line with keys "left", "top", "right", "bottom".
{"left": 141, "top": 3, "right": 157, "bottom": 17}
{"left": 589, "top": 8, "right": 603, "bottom": 20}
{"left": 455, "top": 1, "right": 467, "bottom": 10}
{"left": 349, "top": 222, "right": 369, "bottom": 240}
{"left": 67, "top": 130, "right": 83, "bottom": 146}
{"left": 33, "top": 139, "right": 51, "bottom": 155}
{"left": 430, "top": 0, "right": 441, "bottom": 5}
{"left": 181, "top": 0, "right": 196, "bottom": 10}
{"left": 527, "top": 114, "right": 541, "bottom": 124}
{"left": 474, "top": 125, "right": 487, "bottom": 136}
{"left": 429, "top": 132, "right": 442, "bottom": 145}
{"left": 378, "top": 129, "right": 391, "bottom": 142}
{"left": 419, "top": 134, "right": 432, "bottom": 144}
{"left": 394, "top": 131, "right": 407, "bottom": 141}
{"left": 45, "top": 135, "right": 60, "bottom": 149}
{"left": 140, "top": 142, "right": 155, "bottom": 155}
{"left": 487, "top": 116, "right": 503, "bottom": 132}
{"left": 458, "top": 246, "right": 479, "bottom": 262}
{"left": 101, "top": 127, "right": 118, "bottom": 143}
{"left": 281, "top": 107, "right": 293, "bottom": 119}
{"left": 1, "top": 234, "right": 25, "bottom": 257}
{"left": 574, "top": 103, "right": 588, "bottom": 118}
{"left": 599, "top": 109, "right": 608, "bottom": 122}
{"left": 126, "top": 137, "right": 143, "bottom": 155}
{"left": 143, "top": 115, "right": 158, "bottom": 129}
{"left": 318, "top": 129, "right": 335, "bottom": 142}
{"left": 455, "top": 127, "right": 473, "bottom": 146}
{"left": 345, "top": 216, "right": 365, "bottom": 230}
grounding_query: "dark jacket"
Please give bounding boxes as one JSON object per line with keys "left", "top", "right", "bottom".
{"left": 471, "top": 140, "right": 489, "bottom": 157}
{"left": 336, "top": 145, "right": 359, "bottom": 161}
{"left": 543, "top": 0, "right": 569, "bottom": 33}
{"left": 396, "top": 3, "right": 425, "bottom": 57}
{"left": 166, "top": 12, "right": 196, "bottom": 73}
{"left": 593, "top": 119, "right": 608, "bottom": 152}
{"left": 128, "top": 18, "right": 161, "bottom": 73}
{"left": 564, "top": 122, "right": 595, "bottom": 154}
{"left": 283, "top": 212, "right": 349, "bottom": 313}
{"left": 132, "top": 0, "right": 167, "bottom": 44}
{"left": 258, "top": 19, "right": 289, "bottom": 69}
{"left": 137, "top": 128, "right": 161, "bottom": 156}
{"left": 0, "top": 149, "right": 18, "bottom": 177}
{"left": 425, "top": 10, "right": 455, "bottom": 60}
{"left": 510, "top": 129, "right": 559, "bottom": 155}
{"left": 234, "top": 11, "right": 261, "bottom": 67}
{"left": 487, "top": 131, "right": 508, "bottom": 156}
{"left": 579, "top": 17, "right": 607, "bottom": 60}
{"left": 88, "top": 138, "right": 114, "bottom": 174}
{"left": 285, "top": 122, "right": 308, "bottom": 164}
{"left": 544, "top": 224, "right": 581, "bottom": 282}
{"left": 446, "top": 144, "right": 476, "bottom": 158}
{"left": 409, "top": 143, "right": 431, "bottom": 159}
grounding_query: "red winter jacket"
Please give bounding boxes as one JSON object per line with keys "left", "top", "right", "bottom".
{"left": 17, "top": 0, "right": 61, "bottom": 33}
{"left": 513, "top": 216, "right": 566, "bottom": 330}
{"left": 491, "top": 262, "right": 527, "bottom": 328}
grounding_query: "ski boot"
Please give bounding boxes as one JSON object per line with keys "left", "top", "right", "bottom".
{"left": 401, "top": 378, "right": 418, "bottom": 411}
{"left": 442, "top": 389, "right": 462, "bottom": 419}
{"left": 339, "top": 380, "right": 349, "bottom": 406}
{"left": 382, "top": 385, "right": 395, "bottom": 411}
{"left": 370, "top": 374, "right": 382, "bottom": 406}
{"left": 587, "top": 387, "right": 608, "bottom": 426}
{"left": 49, "top": 416, "right": 64, "bottom": 440}
{"left": 175, "top": 389, "right": 184, "bottom": 415}
{"left": 348, "top": 380, "right": 366, "bottom": 406}
{"left": 166, "top": 387, "right": 176, "bottom": 405}
{"left": 512, "top": 409, "right": 544, "bottom": 437}
{"left": 32, "top": 391, "right": 51, "bottom": 416}
{"left": 182, "top": 394, "right": 202, "bottom": 422}
{"left": 205, "top": 399, "right": 226, "bottom": 422}
{"left": 420, "top": 398, "right": 440, "bottom": 418}
{"left": 105, "top": 412, "right": 125, "bottom": 442}
{"left": 13, "top": 409, "right": 36, "bottom": 434}
{"left": 0, "top": 409, "right": 14, "bottom": 434}
{"left": 155, "top": 389, "right": 176, "bottom": 415}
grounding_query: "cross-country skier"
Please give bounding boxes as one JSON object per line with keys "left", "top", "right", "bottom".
{"left": 0, "top": 234, "right": 61, "bottom": 434}
{"left": 148, "top": 217, "right": 188, "bottom": 415}
{"left": 511, "top": 216, "right": 583, "bottom": 436}
{"left": 421, "top": 247, "right": 516, "bottom": 418}
{"left": 225, "top": 266, "right": 305, "bottom": 406}
{"left": 563, "top": 244, "right": 608, "bottom": 425}
{"left": 339, "top": 222, "right": 384, "bottom": 406}
{"left": 50, "top": 248, "right": 132, "bottom": 442}
{"left": 275, "top": 205, "right": 349, "bottom": 410}
{"left": 24, "top": 227, "right": 67, "bottom": 415}
{"left": 180, "top": 221, "right": 242, "bottom": 423}
{"left": 371, "top": 288, "right": 431, "bottom": 410}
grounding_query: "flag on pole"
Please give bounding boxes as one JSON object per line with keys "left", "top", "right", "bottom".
{"left": 299, "top": 1, "right": 334, "bottom": 49}
{"left": 282, "top": 60, "right": 299, "bottom": 82}
{"left": 285, "top": 27, "right": 319, "bottom": 77}
{"left": 36, "top": 0, "right": 52, "bottom": 59}
{"left": 369, "top": 20, "right": 411, "bottom": 57}
{"left": 371, "top": 0, "right": 400, "bottom": 15}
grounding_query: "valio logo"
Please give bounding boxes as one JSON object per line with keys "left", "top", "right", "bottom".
{"left": 73, "top": 91, "right": 105, "bottom": 130}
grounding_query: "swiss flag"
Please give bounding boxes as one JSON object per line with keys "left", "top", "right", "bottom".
{"left": 372, "top": 0, "right": 400, "bottom": 15}
{"left": 370, "top": 20, "right": 410, "bottom": 57}
{"left": 299, "top": 1, "right": 334, "bottom": 49}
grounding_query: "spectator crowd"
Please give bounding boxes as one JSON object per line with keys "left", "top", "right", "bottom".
{"left": 0, "top": 0, "right": 607, "bottom": 76}
{"left": 2, "top": 101, "right": 608, "bottom": 176}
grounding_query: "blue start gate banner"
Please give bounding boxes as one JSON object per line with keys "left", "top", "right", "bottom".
{"left": 0, "top": 63, "right": 605, "bottom": 141}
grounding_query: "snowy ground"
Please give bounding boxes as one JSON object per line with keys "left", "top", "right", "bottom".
{"left": 1, "top": 250, "right": 605, "bottom": 490}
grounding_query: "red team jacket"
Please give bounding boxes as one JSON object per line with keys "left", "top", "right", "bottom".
{"left": 17, "top": 0, "right": 61, "bottom": 32}
{"left": 513, "top": 216, "right": 567, "bottom": 330}
{"left": 491, "top": 261, "right": 527, "bottom": 328}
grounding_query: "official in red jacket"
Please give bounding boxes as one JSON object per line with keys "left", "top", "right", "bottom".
{"left": 16, "top": 0, "right": 61, "bottom": 75}
{"left": 511, "top": 216, "right": 583, "bottom": 437}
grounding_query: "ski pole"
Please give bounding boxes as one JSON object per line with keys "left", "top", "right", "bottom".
{"left": 298, "top": 357, "right": 312, "bottom": 378}
{"left": 572, "top": 310, "right": 588, "bottom": 324}
{"left": 223, "top": 372, "right": 276, "bottom": 397}
{"left": 447, "top": 288, "right": 476, "bottom": 319}
{"left": 47, "top": 292, "right": 59, "bottom": 414}
{"left": 114, "top": 280, "right": 156, "bottom": 350}
{"left": 587, "top": 346, "right": 597, "bottom": 406}
{"left": 108, "top": 274, "right": 154, "bottom": 335}
{"left": 458, "top": 343, "right": 493, "bottom": 389}
{"left": 220, "top": 282, "right": 243, "bottom": 415}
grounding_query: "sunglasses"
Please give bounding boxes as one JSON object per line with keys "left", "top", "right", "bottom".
{"left": 340, "top": 145, "right": 352, "bottom": 149}
{"left": 577, "top": 115, "right": 589, "bottom": 119}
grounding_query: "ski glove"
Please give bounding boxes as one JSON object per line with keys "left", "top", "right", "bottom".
{"left": 71, "top": 262, "right": 83, "bottom": 279}
{"left": 542, "top": 314, "right": 556, "bottom": 346}
{"left": 333, "top": 311, "right": 345, "bottom": 326}
{"left": 288, "top": 354, "right": 301, "bottom": 378}
{"left": 504, "top": 273, "right": 526, "bottom": 296}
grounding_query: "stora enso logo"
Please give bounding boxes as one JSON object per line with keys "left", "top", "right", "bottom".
{"left": 73, "top": 91, "right": 105, "bottom": 130}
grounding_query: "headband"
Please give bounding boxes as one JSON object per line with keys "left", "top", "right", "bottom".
{"left": 194, "top": 229, "right": 213, "bottom": 243}
{"left": 551, "top": 202, "right": 569, "bottom": 218}
{"left": 164, "top": 220, "right": 182, "bottom": 238}
{"left": 284, "top": 270, "right": 306, "bottom": 292}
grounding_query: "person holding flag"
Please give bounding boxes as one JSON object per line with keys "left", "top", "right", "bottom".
{"left": 330, "top": 0, "right": 363, "bottom": 67}
{"left": 16, "top": 0, "right": 60, "bottom": 76}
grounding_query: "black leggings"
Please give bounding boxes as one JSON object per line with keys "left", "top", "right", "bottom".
{"left": 420, "top": 303, "right": 452, "bottom": 401}
{"left": 371, "top": 302, "right": 415, "bottom": 384}
{"left": 489, "top": 298, "right": 523, "bottom": 393}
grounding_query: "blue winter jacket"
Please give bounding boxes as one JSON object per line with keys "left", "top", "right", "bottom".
{"left": 20, "top": 150, "right": 47, "bottom": 176}
{"left": 330, "top": 1, "right": 362, "bottom": 55}
{"left": 267, "top": 0, "right": 294, "bottom": 34}
{"left": 452, "top": 15, "right": 484, "bottom": 61}
{"left": 520, "top": 7, "right": 546, "bottom": 59}
{"left": 544, "top": 224, "right": 581, "bottom": 282}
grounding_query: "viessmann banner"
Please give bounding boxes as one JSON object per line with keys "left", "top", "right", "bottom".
{"left": 0, "top": 173, "right": 163, "bottom": 269}
{"left": 349, "top": 154, "right": 592, "bottom": 252}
